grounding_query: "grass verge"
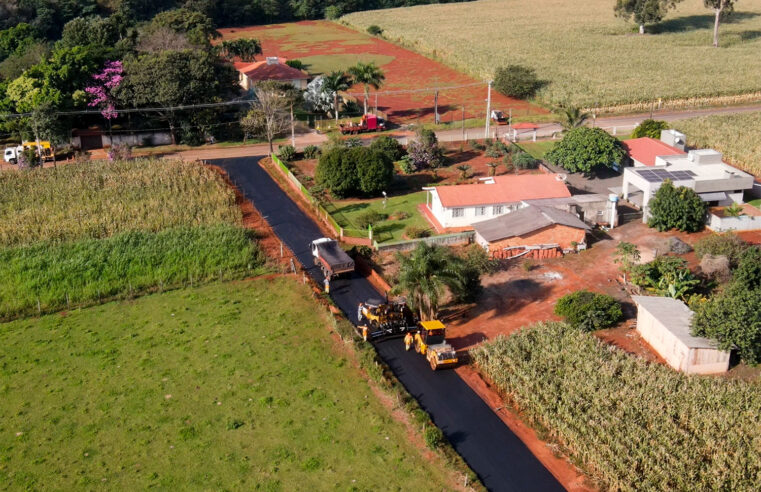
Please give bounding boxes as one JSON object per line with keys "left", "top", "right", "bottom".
{"left": 471, "top": 321, "right": 761, "bottom": 491}
{"left": 0, "top": 226, "right": 265, "bottom": 320}
{"left": 0, "top": 278, "right": 460, "bottom": 490}
{"left": 328, "top": 191, "right": 430, "bottom": 242}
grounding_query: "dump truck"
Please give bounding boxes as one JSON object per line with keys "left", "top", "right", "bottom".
{"left": 339, "top": 114, "right": 386, "bottom": 135}
{"left": 413, "top": 320, "right": 459, "bottom": 370}
{"left": 310, "top": 238, "right": 354, "bottom": 278}
{"left": 357, "top": 297, "right": 417, "bottom": 341}
{"left": 3, "top": 141, "right": 53, "bottom": 164}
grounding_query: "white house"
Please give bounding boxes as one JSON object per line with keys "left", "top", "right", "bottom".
{"left": 423, "top": 174, "right": 572, "bottom": 229}
{"left": 236, "top": 57, "right": 309, "bottom": 91}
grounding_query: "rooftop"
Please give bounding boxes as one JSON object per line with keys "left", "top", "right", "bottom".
{"left": 238, "top": 57, "right": 309, "bottom": 81}
{"left": 623, "top": 137, "right": 686, "bottom": 167}
{"left": 434, "top": 174, "right": 571, "bottom": 208}
{"left": 473, "top": 204, "right": 589, "bottom": 242}
{"left": 625, "top": 149, "right": 754, "bottom": 185}
{"left": 632, "top": 296, "right": 721, "bottom": 350}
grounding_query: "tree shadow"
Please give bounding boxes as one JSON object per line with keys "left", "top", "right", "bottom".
{"left": 651, "top": 12, "right": 760, "bottom": 34}
{"left": 461, "top": 278, "right": 553, "bottom": 321}
{"left": 333, "top": 202, "right": 369, "bottom": 214}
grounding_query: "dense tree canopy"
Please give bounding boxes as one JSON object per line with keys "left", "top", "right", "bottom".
{"left": 646, "top": 180, "right": 707, "bottom": 232}
{"left": 614, "top": 0, "right": 683, "bottom": 33}
{"left": 316, "top": 146, "right": 394, "bottom": 198}
{"left": 545, "top": 127, "right": 626, "bottom": 175}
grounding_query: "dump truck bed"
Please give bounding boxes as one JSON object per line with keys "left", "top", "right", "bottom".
{"left": 316, "top": 242, "right": 354, "bottom": 275}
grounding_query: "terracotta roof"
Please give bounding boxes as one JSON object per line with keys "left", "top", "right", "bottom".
{"left": 434, "top": 174, "right": 571, "bottom": 208}
{"left": 623, "top": 137, "right": 685, "bottom": 167}
{"left": 239, "top": 57, "right": 308, "bottom": 81}
{"left": 473, "top": 204, "right": 589, "bottom": 242}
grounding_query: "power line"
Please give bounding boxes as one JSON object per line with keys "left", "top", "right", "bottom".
{"left": 343, "top": 81, "right": 485, "bottom": 97}
{"left": 0, "top": 99, "right": 255, "bottom": 119}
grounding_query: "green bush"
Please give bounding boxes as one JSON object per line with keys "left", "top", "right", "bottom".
{"left": 366, "top": 25, "right": 383, "bottom": 36}
{"left": 423, "top": 426, "right": 444, "bottom": 449}
{"left": 277, "top": 144, "right": 296, "bottom": 162}
{"left": 370, "top": 135, "right": 406, "bottom": 161}
{"left": 512, "top": 151, "right": 538, "bottom": 169}
{"left": 694, "top": 232, "right": 748, "bottom": 267}
{"left": 493, "top": 64, "right": 541, "bottom": 99}
{"left": 355, "top": 210, "right": 388, "bottom": 229}
{"left": 303, "top": 145, "right": 321, "bottom": 159}
{"left": 554, "top": 290, "right": 622, "bottom": 331}
{"left": 545, "top": 127, "right": 626, "bottom": 175}
{"left": 397, "top": 156, "right": 415, "bottom": 174}
{"left": 285, "top": 59, "right": 304, "bottom": 70}
{"left": 692, "top": 286, "right": 761, "bottom": 363}
{"left": 316, "top": 147, "right": 393, "bottom": 198}
{"left": 647, "top": 180, "right": 707, "bottom": 233}
{"left": 631, "top": 119, "right": 669, "bottom": 139}
{"left": 404, "top": 225, "right": 430, "bottom": 239}
{"left": 469, "top": 139, "right": 486, "bottom": 151}
{"left": 324, "top": 5, "right": 342, "bottom": 19}
{"left": 0, "top": 225, "right": 265, "bottom": 320}
{"left": 732, "top": 246, "right": 761, "bottom": 291}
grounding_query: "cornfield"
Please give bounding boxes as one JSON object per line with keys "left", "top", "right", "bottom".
{"left": 0, "top": 226, "right": 266, "bottom": 320}
{"left": 674, "top": 111, "right": 761, "bottom": 176}
{"left": 471, "top": 322, "right": 761, "bottom": 491}
{"left": 344, "top": 0, "right": 761, "bottom": 108}
{"left": 0, "top": 159, "right": 240, "bottom": 247}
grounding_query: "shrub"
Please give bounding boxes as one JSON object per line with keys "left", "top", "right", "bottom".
{"left": 452, "top": 245, "right": 497, "bottom": 303}
{"left": 369, "top": 135, "right": 405, "bottom": 161}
{"left": 423, "top": 426, "right": 444, "bottom": 450}
{"left": 692, "top": 286, "right": 761, "bottom": 363}
{"left": 404, "top": 225, "right": 430, "bottom": 238}
{"left": 512, "top": 151, "right": 538, "bottom": 169}
{"left": 324, "top": 5, "right": 342, "bottom": 19}
{"left": 397, "top": 156, "right": 415, "bottom": 174}
{"left": 493, "top": 64, "right": 541, "bottom": 99}
{"left": 545, "top": 127, "right": 626, "bottom": 175}
{"left": 407, "top": 128, "right": 444, "bottom": 170}
{"left": 366, "top": 25, "right": 383, "bottom": 36}
{"left": 647, "top": 180, "right": 707, "bottom": 232}
{"left": 732, "top": 246, "right": 761, "bottom": 291}
{"left": 345, "top": 136, "right": 363, "bottom": 148}
{"left": 485, "top": 147, "right": 501, "bottom": 159}
{"left": 631, "top": 119, "right": 669, "bottom": 139}
{"left": 469, "top": 139, "right": 486, "bottom": 151}
{"left": 277, "top": 145, "right": 296, "bottom": 162}
{"left": 694, "top": 232, "right": 748, "bottom": 267}
{"left": 554, "top": 290, "right": 622, "bottom": 331}
{"left": 355, "top": 210, "right": 388, "bottom": 229}
{"left": 316, "top": 147, "right": 393, "bottom": 198}
{"left": 285, "top": 59, "right": 304, "bottom": 70}
{"left": 303, "top": 145, "right": 321, "bottom": 159}
{"left": 630, "top": 256, "right": 700, "bottom": 300}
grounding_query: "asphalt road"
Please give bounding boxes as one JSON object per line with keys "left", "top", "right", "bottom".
{"left": 215, "top": 156, "right": 564, "bottom": 492}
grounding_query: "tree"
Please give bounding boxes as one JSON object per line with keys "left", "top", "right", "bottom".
{"left": 367, "top": 25, "right": 383, "bottom": 36}
{"left": 556, "top": 105, "right": 589, "bottom": 131}
{"left": 85, "top": 60, "right": 124, "bottom": 121}
{"left": 647, "top": 180, "right": 707, "bottom": 232}
{"left": 347, "top": 62, "right": 384, "bottom": 115}
{"left": 456, "top": 164, "right": 471, "bottom": 179}
{"left": 631, "top": 119, "right": 669, "bottom": 139}
{"left": 554, "top": 290, "right": 623, "bottom": 331}
{"left": 487, "top": 161, "right": 499, "bottom": 176}
{"left": 0, "top": 23, "right": 38, "bottom": 61}
{"left": 321, "top": 71, "right": 352, "bottom": 123}
{"left": 705, "top": 0, "right": 736, "bottom": 47}
{"left": 316, "top": 147, "right": 359, "bottom": 198}
{"left": 732, "top": 246, "right": 761, "bottom": 291}
{"left": 219, "top": 39, "right": 261, "bottom": 62}
{"left": 407, "top": 128, "right": 444, "bottom": 171}
{"left": 615, "top": 0, "right": 683, "bottom": 34}
{"left": 613, "top": 241, "right": 641, "bottom": 284}
{"left": 145, "top": 8, "right": 219, "bottom": 47}
{"left": 59, "top": 16, "right": 121, "bottom": 50}
{"left": 369, "top": 135, "right": 405, "bottom": 161}
{"left": 356, "top": 148, "right": 394, "bottom": 195}
{"left": 240, "top": 80, "right": 299, "bottom": 153}
{"left": 493, "top": 65, "right": 541, "bottom": 99}
{"left": 692, "top": 287, "right": 761, "bottom": 363}
{"left": 545, "top": 127, "right": 626, "bottom": 175}
{"left": 315, "top": 146, "right": 393, "bottom": 197}
{"left": 392, "top": 242, "right": 465, "bottom": 320}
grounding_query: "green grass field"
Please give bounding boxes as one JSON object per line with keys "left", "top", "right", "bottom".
{"left": 674, "top": 111, "right": 761, "bottom": 176}
{"left": 0, "top": 278, "right": 455, "bottom": 490}
{"left": 329, "top": 191, "right": 430, "bottom": 242}
{"left": 343, "top": 0, "right": 761, "bottom": 108}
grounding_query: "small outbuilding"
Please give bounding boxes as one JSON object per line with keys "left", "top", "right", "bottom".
{"left": 632, "top": 296, "right": 730, "bottom": 374}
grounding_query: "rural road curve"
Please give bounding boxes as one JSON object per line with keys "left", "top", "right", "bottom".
{"left": 214, "top": 156, "right": 565, "bottom": 492}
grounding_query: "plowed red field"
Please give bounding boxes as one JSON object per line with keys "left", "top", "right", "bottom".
{"left": 219, "top": 21, "right": 547, "bottom": 123}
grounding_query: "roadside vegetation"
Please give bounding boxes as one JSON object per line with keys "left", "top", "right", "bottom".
{"left": 674, "top": 111, "right": 761, "bottom": 175}
{"left": 343, "top": 0, "right": 761, "bottom": 108}
{"left": 0, "top": 279, "right": 456, "bottom": 490}
{"left": 472, "top": 321, "right": 761, "bottom": 491}
{"left": 0, "top": 159, "right": 239, "bottom": 246}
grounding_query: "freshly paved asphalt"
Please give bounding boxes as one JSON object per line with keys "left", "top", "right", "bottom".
{"left": 215, "top": 156, "right": 564, "bottom": 492}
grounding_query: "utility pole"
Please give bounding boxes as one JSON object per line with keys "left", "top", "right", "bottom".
{"left": 484, "top": 80, "right": 492, "bottom": 139}
{"left": 290, "top": 103, "right": 295, "bottom": 148}
{"left": 334, "top": 92, "right": 339, "bottom": 126}
{"left": 461, "top": 105, "right": 465, "bottom": 141}
{"left": 374, "top": 94, "right": 378, "bottom": 115}
{"left": 433, "top": 90, "right": 439, "bottom": 125}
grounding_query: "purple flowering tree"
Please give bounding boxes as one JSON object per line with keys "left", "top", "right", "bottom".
{"left": 85, "top": 61, "right": 123, "bottom": 150}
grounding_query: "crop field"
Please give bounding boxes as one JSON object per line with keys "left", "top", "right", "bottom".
{"left": 0, "top": 279, "right": 455, "bottom": 490}
{"left": 344, "top": 0, "right": 761, "bottom": 109}
{"left": 0, "top": 159, "right": 239, "bottom": 247}
{"left": 219, "top": 21, "right": 545, "bottom": 123}
{"left": 674, "top": 111, "right": 761, "bottom": 175}
{"left": 471, "top": 322, "right": 761, "bottom": 491}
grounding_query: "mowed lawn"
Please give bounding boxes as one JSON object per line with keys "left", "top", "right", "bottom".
{"left": 329, "top": 191, "right": 430, "bottom": 242}
{"left": 344, "top": 0, "right": 761, "bottom": 108}
{"left": 0, "top": 278, "right": 452, "bottom": 490}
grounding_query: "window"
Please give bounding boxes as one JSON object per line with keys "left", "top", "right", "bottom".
{"left": 475, "top": 207, "right": 486, "bottom": 216}
{"left": 493, "top": 205, "right": 503, "bottom": 215}
{"left": 452, "top": 208, "right": 464, "bottom": 218}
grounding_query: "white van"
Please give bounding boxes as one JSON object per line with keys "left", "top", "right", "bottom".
{"left": 3, "top": 146, "right": 23, "bottom": 164}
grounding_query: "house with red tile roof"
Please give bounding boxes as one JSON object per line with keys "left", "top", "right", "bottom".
{"left": 423, "top": 174, "right": 572, "bottom": 229}
{"left": 623, "top": 137, "right": 685, "bottom": 167}
{"left": 237, "top": 57, "right": 309, "bottom": 91}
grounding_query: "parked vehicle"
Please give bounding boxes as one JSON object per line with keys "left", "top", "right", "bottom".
{"left": 3, "top": 141, "right": 54, "bottom": 164}
{"left": 339, "top": 114, "right": 386, "bottom": 134}
{"left": 310, "top": 238, "right": 355, "bottom": 278}
{"left": 490, "top": 110, "right": 508, "bottom": 125}
{"left": 413, "top": 320, "right": 459, "bottom": 370}
{"left": 357, "top": 297, "right": 417, "bottom": 341}
{"left": 3, "top": 145, "right": 23, "bottom": 164}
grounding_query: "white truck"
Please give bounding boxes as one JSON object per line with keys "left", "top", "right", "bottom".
{"left": 310, "top": 238, "right": 355, "bottom": 278}
{"left": 3, "top": 145, "right": 23, "bottom": 164}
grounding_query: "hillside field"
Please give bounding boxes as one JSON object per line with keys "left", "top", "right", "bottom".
{"left": 674, "top": 111, "right": 761, "bottom": 175}
{"left": 0, "top": 278, "right": 455, "bottom": 490}
{"left": 343, "top": 0, "right": 761, "bottom": 108}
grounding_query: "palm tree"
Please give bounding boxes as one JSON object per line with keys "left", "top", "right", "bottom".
{"left": 456, "top": 164, "right": 471, "bottom": 180}
{"left": 487, "top": 161, "right": 499, "bottom": 177}
{"left": 392, "top": 243, "right": 464, "bottom": 320}
{"left": 321, "top": 71, "right": 352, "bottom": 124}
{"left": 556, "top": 105, "right": 590, "bottom": 131}
{"left": 347, "top": 62, "right": 385, "bottom": 115}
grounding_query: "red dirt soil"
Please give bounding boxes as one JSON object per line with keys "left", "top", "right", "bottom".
{"left": 219, "top": 21, "right": 547, "bottom": 124}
